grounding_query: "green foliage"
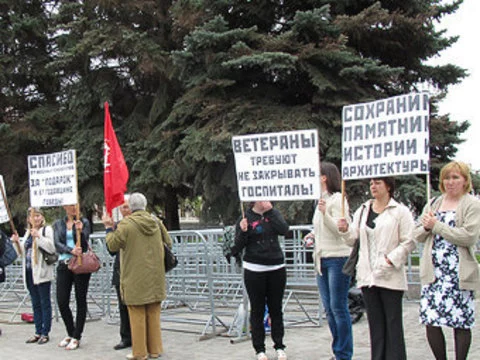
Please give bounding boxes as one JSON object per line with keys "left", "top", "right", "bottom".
{"left": 0, "top": 0, "right": 473, "bottom": 228}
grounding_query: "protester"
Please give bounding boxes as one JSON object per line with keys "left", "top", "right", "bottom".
{"left": 231, "top": 201, "right": 290, "bottom": 360}
{"left": 414, "top": 161, "right": 480, "bottom": 360}
{"left": 103, "top": 192, "right": 171, "bottom": 360}
{"left": 303, "top": 162, "right": 352, "bottom": 360}
{"left": 54, "top": 204, "right": 92, "bottom": 350}
{"left": 338, "top": 177, "right": 415, "bottom": 360}
{"left": 11, "top": 208, "right": 55, "bottom": 345}
{"left": 109, "top": 196, "right": 132, "bottom": 350}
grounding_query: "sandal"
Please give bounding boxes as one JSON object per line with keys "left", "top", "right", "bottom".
{"left": 65, "top": 338, "right": 80, "bottom": 350}
{"left": 26, "top": 334, "right": 40, "bottom": 343}
{"left": 58, "top": 336, "right": 72, "bottom": 347}
{"left": 38, "top": 335, "right": 49, "bottom": 345}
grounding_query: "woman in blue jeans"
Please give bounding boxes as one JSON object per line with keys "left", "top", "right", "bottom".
{"left": 304, "top": 162, "right": 353, "bottom": 360}
{"left": 12, "top": 208, "right": 56, "bottom": 345}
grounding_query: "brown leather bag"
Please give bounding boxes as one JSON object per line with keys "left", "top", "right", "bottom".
{"left": 68, "top": 247, "right": 101, "bottom": 274}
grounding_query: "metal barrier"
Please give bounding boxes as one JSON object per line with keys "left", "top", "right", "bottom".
{"left": 2, "top": 225, "right": 438, "bottom": 340}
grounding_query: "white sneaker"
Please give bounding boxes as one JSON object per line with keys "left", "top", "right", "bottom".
{"left": 276, "top": 349, "right": 287, "bottom": 360}
{"left": 65, "top": 338, "right": 80, "bottom": 350}
{"left": 257, "top": 352, "right": 268, "bottom": 360}
{"left": 58, "top": 336, "right": 71, "bottom": 347}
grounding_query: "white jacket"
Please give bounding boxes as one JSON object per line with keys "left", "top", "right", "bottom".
{"left": 15, "top": 226, "right": 56, "bottom": 287}
{"left": 341, "top": 198, "right": 416, "bottom": 291}
{"left": 312, "top": 192, "right": 351, "bottom": 275}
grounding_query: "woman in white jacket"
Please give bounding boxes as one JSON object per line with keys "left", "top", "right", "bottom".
{"left": 304, "top": 162, "right": 353, "bottom": 360}
{"left": 338, "top": 177, "right": 415, "bottom": 360}
{"left": 12, "top": 207, "right": 56, "bottom": 345}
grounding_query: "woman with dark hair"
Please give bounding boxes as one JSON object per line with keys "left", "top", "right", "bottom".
{"left": 54, "top": 204, "right": 91, "bottom": 350}
{"left": 338, "top": 177, "right": 415, "bottom": 360}
{"left": 231, "top": 201, "right": 290, "bottom": 360}
{"left": 415, "top": 161, "right": 480, "bottom": 360}
{"left": 11, "top": 208, "right": 55, "bottom": 345}
{"left": 303, "top": 162, "right": 353, "bottom": 360}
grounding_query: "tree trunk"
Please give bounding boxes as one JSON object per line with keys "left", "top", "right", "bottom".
{"left": 164, "top": 186, "right": 180, "bottom": 230}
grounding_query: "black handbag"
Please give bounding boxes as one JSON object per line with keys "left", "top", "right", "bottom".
{"left": 342, "top": 238, "right": 359, "bottom": 277}
{"left": 39, "top": 247, "right": 59, "bottom": 265}
{"left": 152, "top": 215, "right": 178, "bottom": 272}
{"left": 342, "top": 205, "right": 366, "bottom": 277}
{"left": 39, "top": 227, "right": 58, "bottom": 265}
{"left": 164, "top": 243, "right": 178, "bottom": 272}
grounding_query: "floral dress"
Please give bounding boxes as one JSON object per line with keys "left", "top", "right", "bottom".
{"left": 419, "top": 210, "right": 475, "bottom": 329}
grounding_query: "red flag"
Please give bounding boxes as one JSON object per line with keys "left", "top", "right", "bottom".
{"left": 104, "top": 102, "right": 129, "bottom": 216}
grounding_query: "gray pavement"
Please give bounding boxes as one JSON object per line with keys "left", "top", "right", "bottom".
{"left": 1, "top": 300, "right": 479, "bottom": 360}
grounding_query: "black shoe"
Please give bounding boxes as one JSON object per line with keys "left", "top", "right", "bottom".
{"left": 113, "top": 341, "right": 132, "bottom": 350}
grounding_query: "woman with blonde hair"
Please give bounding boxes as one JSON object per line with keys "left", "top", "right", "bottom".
{"left": 12, "top": 208, "right": 56, "bottom": 344}
{"left": 415, "top": 161, "right": 480, "bottom": 360}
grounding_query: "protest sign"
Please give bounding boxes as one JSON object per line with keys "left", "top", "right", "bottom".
{"left": 0, "top": 175, "right": 9, "bottom": 224}
{"left": 28, "top": 149, "right": 78, "bottom": 207}
{"left": 232, "top": 129, "right": 320, "bottom": 201}
{"left": 342, "top": 92, "right": 430, "bottom": 180}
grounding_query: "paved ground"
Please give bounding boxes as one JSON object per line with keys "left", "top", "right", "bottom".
{"left": 1, "top": 300, "right": 479, "bottom": 360}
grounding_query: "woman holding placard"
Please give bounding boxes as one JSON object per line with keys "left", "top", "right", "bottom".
{"left": 415, "top": 161, "right": 480, "bottom": 360}
{"left": 338, "top": 177, "right": 415, "bottom": 360}
{"left": 303, "top": 162, "right": 353, "bottom": 360}
{"left": 11, "top": 207, "right": 55, "bottom": 345}
{"left": 53, "top": 204, "right": 91, "bottom": 350}
{"left": 231, "top": 201, "right": 290, "bottom": 360}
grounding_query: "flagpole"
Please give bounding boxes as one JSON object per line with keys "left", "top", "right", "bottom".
{"left": 426, "top": 173, "right": 432, "bottom": 212}
{"left": 75, "top": 202, "right": 82, "bottom": 265}
{"left": 73, "top": 147, "right": 82, "bottom": 265}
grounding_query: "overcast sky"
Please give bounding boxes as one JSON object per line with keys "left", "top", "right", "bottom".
{"left": 431, "top": 0, "right": 479, "bottom": 170}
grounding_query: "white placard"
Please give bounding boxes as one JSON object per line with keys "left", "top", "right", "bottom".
{"left": 232, "top": 129, "right": 320, "bottom": 201}
{"left": 0, "top": 175, "right": 9, "bottom": 224}
{"left": 342, "top": 92, "right": 430, "bottom": 180}
{"left": 28, "top": 149, "right": 78, "bottom": 207}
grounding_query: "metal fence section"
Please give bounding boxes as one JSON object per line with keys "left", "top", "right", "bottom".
{"left": 2, "top": 225, "right": 439, "bottom": 339}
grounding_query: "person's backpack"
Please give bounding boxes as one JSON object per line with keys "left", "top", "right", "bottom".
{"left": 222, "top": 225, "right": 242, "bottom": 265}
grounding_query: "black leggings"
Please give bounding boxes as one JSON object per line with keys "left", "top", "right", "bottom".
{"left": 244, "top": 267, "right": 286, "bottom": 354}
{"left": 56, "top": 263, "right": 91, "bottom": 340}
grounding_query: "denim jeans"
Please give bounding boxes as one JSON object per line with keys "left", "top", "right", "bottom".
{"left": 316, "top": 257, "right": 353, "bottom": 360}
{"left": 26, "top": 269, "right": 52, "bottom": 337}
